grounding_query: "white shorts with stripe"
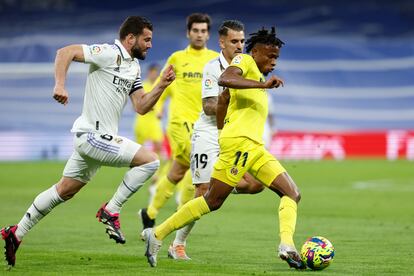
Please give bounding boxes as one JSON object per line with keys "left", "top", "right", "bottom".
{"left": 190, "top": 128, "right": 219, "bottom": 185}
{"left": 63, "top": 132, "right": 141, "bottom": 183}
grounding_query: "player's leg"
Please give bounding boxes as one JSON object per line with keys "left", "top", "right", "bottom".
{"left": 168, "top": 182, "right": 209, "bottom": 260}
{"left": 1, "top": 148, "right": 95, "bottom": 268}
{"left": 168, "top": 131, "right": 219, "bottom": 260}
{"left": 253, "top": 152, "right": 305, "bottom": 269}
{"left": 139, "top": 159, "right": 188, "bottom": 228}
{"left": 143, "top": 177, "right": 233, "bottom": 267}
{"left": 233, "top": 172, "right": 265, "bottom": 194}
{"left": 139, "top": 120, "right": 192, "bottom": 227}
{"left": 94, "top": 134, "right": 159, "bottom": 244}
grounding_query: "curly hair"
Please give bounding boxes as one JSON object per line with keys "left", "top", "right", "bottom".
{"left": 245, "top": 27, "right": 284, "bottom": 53}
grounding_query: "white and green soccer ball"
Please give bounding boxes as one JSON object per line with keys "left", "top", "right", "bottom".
{"left": 301, "top": 236, "right": 335, "bottom": 270}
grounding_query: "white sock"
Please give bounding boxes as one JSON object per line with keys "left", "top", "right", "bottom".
{"left": 16, "top": 184, "right": 64, "bottom": 241}
{"left": 173, "top": 221, "right": 196, "bottom": 246}
{"left": 106, "top": 160, "right": 160, "bottom": 214}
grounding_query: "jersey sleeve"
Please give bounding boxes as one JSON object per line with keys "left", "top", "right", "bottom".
{"left": 201, "top": 62, "right": 220, "bottom": 98}
{"left": 82, "top": 44, "right": 116, "bottom": 68}
{"left": 229, "top": 54, "right": 252, "bottom": 77}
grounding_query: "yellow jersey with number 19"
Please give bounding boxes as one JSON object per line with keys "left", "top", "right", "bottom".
{"left": 221, "top": 54, "right": 268, "bottom": 145}
{"left": 163, "top": 46, "right": 219, "bottom": 124}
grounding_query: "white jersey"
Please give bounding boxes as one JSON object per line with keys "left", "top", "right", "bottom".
{"left": 193, "top": 51, "right": 229, "bottom": 135}
{"left": 71, "top": 39, "right": 143, "bottom": 135}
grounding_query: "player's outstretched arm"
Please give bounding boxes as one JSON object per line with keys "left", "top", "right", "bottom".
{"left": 130, "top": 65, "right": 175, "bottom": 115}
{"left": 53, "top": 45, "right": 85, "bottom": 105}
{"left": 218, "top": 66, "right": 284, "bottom": 90}
{"left": 216, "top": 88, "right": 230, "bottom": 130}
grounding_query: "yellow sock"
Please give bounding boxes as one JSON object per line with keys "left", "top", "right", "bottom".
{"left": 178, "top": 170, "right": 195, "bottom": 209}
{"left": 147, "top": 176, "right": 176, "bottom": 219}
{"left": 279, "top": 196, "right": 297, "bottom": 247}
{"left": 155, "top": 196, "right": 210, "bottom": 240}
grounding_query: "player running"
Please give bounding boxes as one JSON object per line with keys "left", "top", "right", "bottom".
{"left": 167, "top": 20, "right": 264, "bottom": 260}
{"left": 143, "top": 27, "right": 306, "bottom": 270}
{"left": 1, "top": 16, "right": 175, "bottom": 269}
{"left": 138, "top": 13, "right": 218, "bottom": 233}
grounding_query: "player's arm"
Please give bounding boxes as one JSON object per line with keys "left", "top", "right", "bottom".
{"left": 53, "top": 45, "right": 85, "bottom": 105}
{"left": 130, "top": 65, "right": 175, "bottom": 115}
{"left": 216, "top": 88, "right": 230, "bottom": 130}
{"left": 201, "top": 62, "right": 220, "bottom": 116}
{"left": 203, "top": 96, "right": 218, "bottom": 116}
{"left": 218, "top": 66, "right": 284, "bottom": 89}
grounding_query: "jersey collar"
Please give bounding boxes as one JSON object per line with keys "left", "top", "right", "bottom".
{"left": 114, "top": 39, "right": 132, "bottom": 60}
{"left": 186, "top": 45, "right": 208, "bottom": 56}
{"left": 219, "top": 51, "right": 230, "bottom": 70}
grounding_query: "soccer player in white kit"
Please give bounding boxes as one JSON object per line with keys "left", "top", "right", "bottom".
{"left": 0, "top": 16, "right": 175, "bottom": 268}
{"left": 167, "top": 20, "right": 264, "bottom": 260}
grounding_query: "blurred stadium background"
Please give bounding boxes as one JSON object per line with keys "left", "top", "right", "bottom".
{"left": 0, "top": 0, "right": 414, "bottom": 161}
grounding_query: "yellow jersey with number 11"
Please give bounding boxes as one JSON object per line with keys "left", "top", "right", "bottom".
{"left": 221, "top": 54, "right": 268, "bottom": 145}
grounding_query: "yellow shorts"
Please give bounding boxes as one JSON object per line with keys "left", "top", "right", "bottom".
{"left": 166, "top": 121, "right": 193, "bottom": 166}
{"left": 134, "top": 113, "right": 163, "bottom": 144}
{"left": 212, "top": 137, "right": 286, "bottom": 187}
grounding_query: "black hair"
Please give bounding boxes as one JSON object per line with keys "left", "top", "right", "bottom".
{"left": 245, "top": 27, "right": 284, "bottom": 53}
{"left": 218, "top": 20, "right": 244, "bottom": 36}
{"left": 187, "top": 13, "right": 211, "bottom": 31}
{"left": 119, "top": 16, "right": 153, "bottom": 40}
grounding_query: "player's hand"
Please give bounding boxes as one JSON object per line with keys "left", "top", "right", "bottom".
{"left": 160, "top": 65, "right": 176, "bottom": 86}
{"left": 263, "top": 75, "right": 284, "bottom": 89}
{"left": 53, "top": 86, "right": 69, "bottom": 105}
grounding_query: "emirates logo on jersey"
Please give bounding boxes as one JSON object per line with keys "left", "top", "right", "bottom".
{"left": 112, "top": 76, "right": 133, "bottom": 95}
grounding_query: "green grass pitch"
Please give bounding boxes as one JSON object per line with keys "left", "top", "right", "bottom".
{"left": 0, "top": 160, "right": 413, "bottom": 275}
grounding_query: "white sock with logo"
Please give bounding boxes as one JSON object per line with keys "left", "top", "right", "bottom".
{"left": 15, "top": 184, "right": 64, "bottom": 241}
{"left": 106, "top": 160, "right": 160, "bottom": 214}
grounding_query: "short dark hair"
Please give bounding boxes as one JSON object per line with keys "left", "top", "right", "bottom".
{"left": 119, "top": 16, "right": 153, "bottom": 40}
{"left": 186, "top": 13, "right": 211, "bottom": 31}
{"left": 245, "top": 27, "right": 284, "bottom": 53}
{"left": 218, "top": 20, "right": 244, "bottom": 36}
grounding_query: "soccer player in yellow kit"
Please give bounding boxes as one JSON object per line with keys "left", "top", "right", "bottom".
{"left": 138, "top": 13, "right": 218, "bottom": 245}
{"left": 143, "top": 27, "right": 306, "bottom": 270}
{"left": 134, "top": 64, "right": 163, "bottom": 152}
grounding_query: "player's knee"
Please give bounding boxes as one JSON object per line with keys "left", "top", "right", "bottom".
{"left": 195, "top": 183, "right": 209, "bottom": 197}
{"left": 143, "top": 152, "right": 159, "bottom": 164}
{"left": 205, "top": 196, "right": 224, "bottom": 211}
{"left": 56, "top": 185, "right": 81, "bottom": 200}
{"left": 249, "top": 184, "right": 265, "bottom": 194}
{"left": 290, "top": 190, "right": 301, "bottom": 203}
{"left": 168, "top": 169, "right": 185, "bottom": 183}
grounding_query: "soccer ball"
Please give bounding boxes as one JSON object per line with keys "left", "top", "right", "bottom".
{"left": 300, "top": 236, "right": 335, "bottom": 270}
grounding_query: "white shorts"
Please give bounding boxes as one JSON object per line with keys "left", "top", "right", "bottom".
{"left": 190, "top": 129, "right": 219, "bottom": 184}
{"left": 63, "top": 132, "right": 141, "bottom": 183}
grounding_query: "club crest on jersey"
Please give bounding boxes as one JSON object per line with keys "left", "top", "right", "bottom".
{"left": 91, "top": 45, "right": 102, "bottom": 55}
{"left": 230, "top": 167, "right": 238, "bottom": 175}
{"left": 114, "top": 137, "right": 123, "bottom": 144}
{"left": 232, "top": 55, "right": 242, "bottom": 64}
{"left": 195, "top": 170, "right": 200, "bottom": 179}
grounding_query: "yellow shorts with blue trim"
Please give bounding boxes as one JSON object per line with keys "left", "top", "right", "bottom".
{"left": 212, "top": 137, "right": 286, "bottom": 187}
{"left": 166, "top": 121, "right": 193, "bottom": 166}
